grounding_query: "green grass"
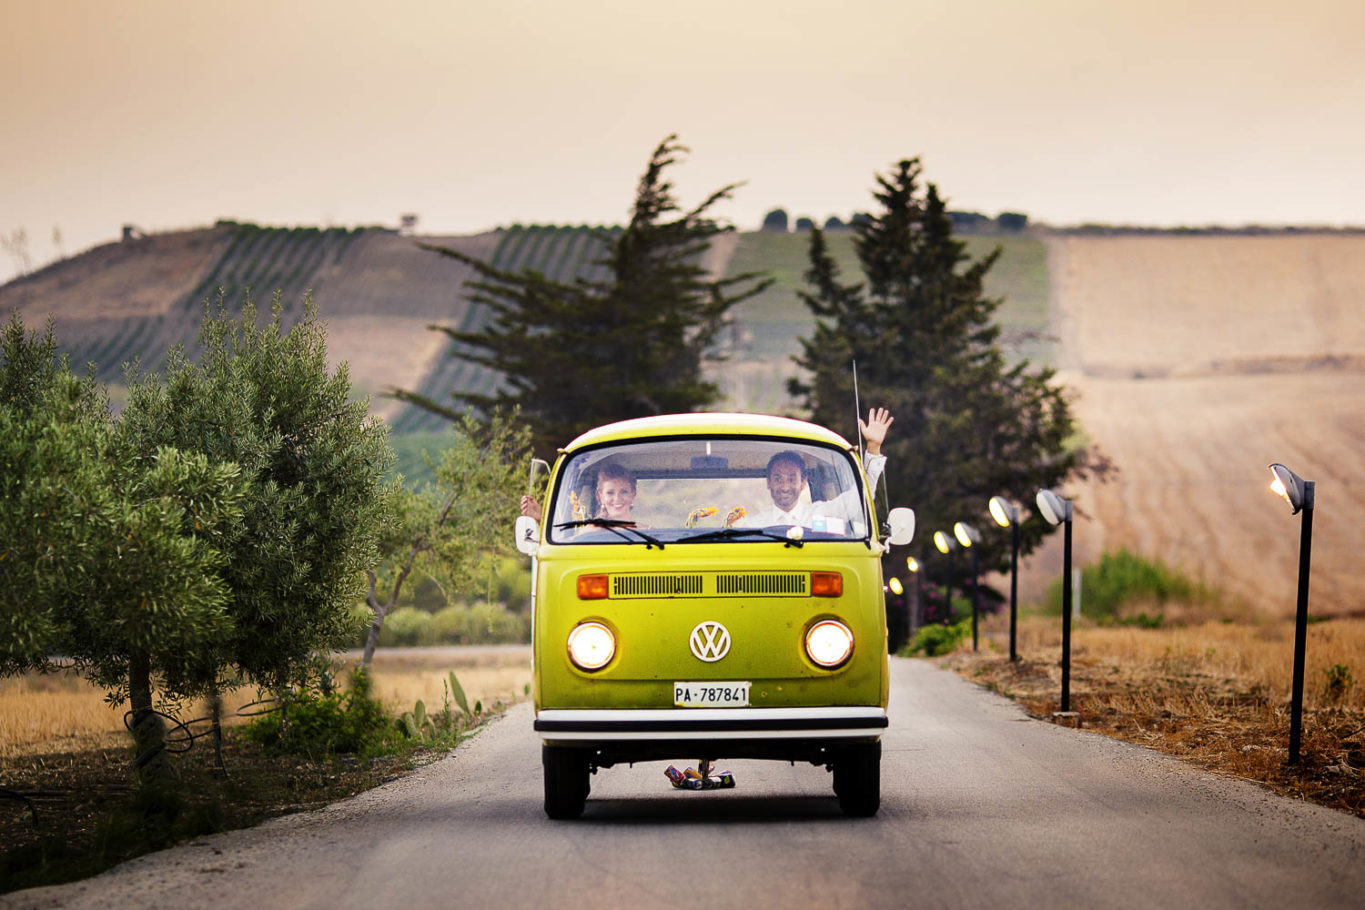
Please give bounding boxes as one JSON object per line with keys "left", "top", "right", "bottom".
{"left": 1044, "top": 548, "right": 1222, "bottom": 625}
{"left": 719, "top": 231, "right": 1052, "bottom": 370}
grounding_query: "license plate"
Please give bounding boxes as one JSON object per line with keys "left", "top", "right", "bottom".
{"left": 673, "top": 681, "right": 750, "bottom": 707}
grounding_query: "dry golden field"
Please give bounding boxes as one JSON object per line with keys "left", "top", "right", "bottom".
{"left": 946, "top": 615, "right": 1365, "bottom": 816}
{"left": 1017, "top": 234, "right": 1365, "bottom": 617}
{"left": 975, "top": 613, "right": 1365, "bottom": 712}
{"left": 0, "top": 647, "right": 532, "bottom": 760}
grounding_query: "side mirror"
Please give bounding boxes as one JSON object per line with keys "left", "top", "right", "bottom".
{"left": 514, "top": 515, "right": 540, "bottom": 557}
{"left": 885, "top": 507, "right": 915, "bottom": 546}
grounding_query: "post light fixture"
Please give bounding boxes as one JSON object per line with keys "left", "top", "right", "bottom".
{"left": 953, "top": 522, "right": 982, "bottom": 651}
{"left": 932, "top": 531, "right": 959, "bottom": 627}
{"left": 989, "top": 496, "right": 1023, "bottom": 662}
{"left": 953, "top": 521, "right": 980, "bottom": 548}
{"left": 1267, "top": 462, "right": 1316, "bottom": 765}
{"left": 1036, "top": 489, "right": 1073, "bottom": 526}
{"left": 1269, "top": 463, "right": 1312, "bottom": 515}
{"left": 1037, "top": 489, "right": 1075, "bottom": 712}
{"left": 906, "top": 555, "right": 922, "bottom": 634}
{"left": 989, "top": 495, "right": 1017, "bottom": 530}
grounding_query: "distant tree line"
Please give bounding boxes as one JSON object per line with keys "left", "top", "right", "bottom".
{"left": 762, "top": 207, "right": 1030, "bottom": 234}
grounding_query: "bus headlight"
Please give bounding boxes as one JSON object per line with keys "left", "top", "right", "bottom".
{"left": 805, "top": 619, "right": 854, "bottom": 669}
{"left": 567, "top": 621, "right": 615, "bottom": 671}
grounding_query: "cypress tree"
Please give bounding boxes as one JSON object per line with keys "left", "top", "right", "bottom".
{"left": 399, "top": 136, "right": 771, "bottom": 456}
{"left": 790, "top": 158, "right": 1107, "bottom": 583}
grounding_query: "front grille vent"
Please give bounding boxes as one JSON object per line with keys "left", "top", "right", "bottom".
{"left": 613, "top": 574, "right": 704, "bottom": 597}
{"left": 715, "top": 573, "right": 808, "bottom": 596}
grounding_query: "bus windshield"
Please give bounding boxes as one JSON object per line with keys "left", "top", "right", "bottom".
{"left": 546, "top": 436, "right": 871, "bottom": 545}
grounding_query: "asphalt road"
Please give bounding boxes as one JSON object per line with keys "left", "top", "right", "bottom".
{"left": 9, "top": 658, "right": 1365, "bottom": 909}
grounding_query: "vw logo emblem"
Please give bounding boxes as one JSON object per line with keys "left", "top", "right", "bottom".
{"left": 689, "top": 621, "right": 731, "bottom": 662}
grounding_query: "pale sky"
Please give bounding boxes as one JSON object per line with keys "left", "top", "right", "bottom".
{"left": 3, "top": 0, "right": 1363, "bottom": 282}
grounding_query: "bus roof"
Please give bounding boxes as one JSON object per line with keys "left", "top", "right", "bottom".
{"left": 561, "top": 413, "right": 854, "bottom": 453}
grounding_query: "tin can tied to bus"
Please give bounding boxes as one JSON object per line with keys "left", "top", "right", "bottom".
{"left": 665, "top": 760, "right": 736, "bottom": 790}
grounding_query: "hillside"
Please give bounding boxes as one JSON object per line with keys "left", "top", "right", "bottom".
{"left": 0, "top": 224, "right": 557, "bottom": 425}
{"left": 1020, "top": 234, "right": 1365, "bottom": 617}
{"left": 713, "top": 230, "right": 1049, "bottom": 413}
{"left": 6, "top": 223, "right": 1362, "bottom": 618}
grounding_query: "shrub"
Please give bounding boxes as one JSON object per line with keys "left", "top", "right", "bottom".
{"left": 996, "top": 211, "right": 1029, "bottom": 232}
{"left": 949, "top": 210, "right": 989, "bottom": 233}
{"left": 795, "top": 217, "right": 815, "bottom": 232}
{"left": 1324, "top": 664, "right": 1355, "bottom": 703}
{"left": 902, "top": 620, "right": 971, "bottom": 657}
{"left": 378, "top": 607, "right": 437, "bottom": 647}
{"left": 432, "top": 602, "right": 529, "bottom": 644}
{"left": 761, "top": 208, "right": 789, "bottom": 232}
{"left": 1045, "top": 548, "right": 1219, "bottom": 623}
{"left": 242, "top": 669, "right": 393, "bottom": 757}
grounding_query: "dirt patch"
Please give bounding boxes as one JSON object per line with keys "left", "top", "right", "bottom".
{"left": 0, "top": 729, "right": 421, "bottom": 893}
{"left": 0, "top": 228, "right": 231, "bottom": 323}
{"left": 325, "top": 315, "right": 453, "bottom": 423}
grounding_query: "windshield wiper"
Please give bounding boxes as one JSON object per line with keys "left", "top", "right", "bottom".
{"left": 676, "top": 527, "right": 804, "bottom": 548}
{"left": 554, "top": 518, "right": 665, "bottom": 549}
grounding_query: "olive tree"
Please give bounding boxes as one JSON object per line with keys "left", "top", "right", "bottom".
{"left": 0, "top": 314, "right": 246, "bottom": 778}
{"left": 362, "top": 412, "right": 530, "bottom": 665}
{"left": 120, "top": 293, "right": 394, "bottom": 693}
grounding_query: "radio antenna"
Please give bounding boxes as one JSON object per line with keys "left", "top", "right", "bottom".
{"left": 852, "top": 359, "right": 864, "bottom": 465}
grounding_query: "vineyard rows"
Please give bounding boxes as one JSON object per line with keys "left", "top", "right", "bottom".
{"left": 66, "top": 223, "right": 361, "bottom": 382}
{"left": 388, "top": 225, "right": 616, "bottom": 433}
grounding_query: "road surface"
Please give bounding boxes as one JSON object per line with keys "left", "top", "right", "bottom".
{"left": 8, "top": 658, "right": 1365, "bottom": 909}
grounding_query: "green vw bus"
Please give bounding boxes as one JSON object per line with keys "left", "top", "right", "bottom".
{"left": 515, "top": 413, "right": 913, "bottom": 818}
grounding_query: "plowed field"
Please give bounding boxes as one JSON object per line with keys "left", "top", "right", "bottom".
{"left": 1023, "top": 234, "right": 1365, "bottom": 617}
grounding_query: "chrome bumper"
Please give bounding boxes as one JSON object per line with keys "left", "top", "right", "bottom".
{"left": 534, "top": 706, "right": 887, "bottom": 742}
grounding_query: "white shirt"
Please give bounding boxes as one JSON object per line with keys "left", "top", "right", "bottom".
{"left": 742, "top": 453, "right": 886, "bottom": 532}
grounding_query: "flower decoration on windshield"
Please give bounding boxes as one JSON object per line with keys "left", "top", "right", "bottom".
{"left": 685, "top": 506, "right": 718, "bottom": 528}
{"left": 570, "top": 490, "right": 587, "bottom": 522}
{"left": 724, "top": 506, "right": 746, "bottom": 527}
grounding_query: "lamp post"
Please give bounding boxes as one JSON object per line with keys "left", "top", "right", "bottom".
{"left": 954, "top": 522, "right": 982, "bottom": 651}
{"left": 906, "top": 556, "right": 921, "bottom": 635}
{"left": 1268, "top": 462, "right": 1315, "bottom": 765}
{"left": 1037, "top": 489, "right": 1074, "bottom": 713}
{"left": 989, "top": 496, "right": 1022, "bottom": 662}
{"left": 933, "top": 530, "right": 959, "bottom": 626}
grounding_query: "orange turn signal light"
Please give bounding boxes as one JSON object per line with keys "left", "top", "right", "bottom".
{"left": 811, "top": 572, "right": 843, "bottom": 597}
{"left": 577, "top": 574, "right": 610, "bottom": 600}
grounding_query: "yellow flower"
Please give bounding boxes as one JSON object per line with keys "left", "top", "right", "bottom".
{"left": 685, "top": 506, "right": 718, "bottom": 528}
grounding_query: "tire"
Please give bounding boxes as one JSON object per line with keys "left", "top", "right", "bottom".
{"left": 833, "top": 741, "right": 880, "bottom": 817}
{"left": 543, "top": 745, "right": 590, "bottom": 820}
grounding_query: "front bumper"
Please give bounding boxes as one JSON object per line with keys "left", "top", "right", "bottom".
{"left": 534, "top": 706, "right": 887, "bottom": 742}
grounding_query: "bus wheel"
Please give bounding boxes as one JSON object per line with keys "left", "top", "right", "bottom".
{"left": 833, "top": 741, "right": 881, "bottom": 817}
{"left": 543, "top": 745, "right": 590, "bottom": 819}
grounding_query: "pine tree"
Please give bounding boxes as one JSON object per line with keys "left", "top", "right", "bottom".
{"left": 790, "top": 159, "right": 1107, "bottom": 583}
{"left": 395, "top": 136, "right": 771, "bottom": 456}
